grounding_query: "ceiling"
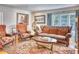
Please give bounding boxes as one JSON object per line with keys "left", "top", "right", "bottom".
{"left": 0, "top": 4, "right": 78, "bottom": 11}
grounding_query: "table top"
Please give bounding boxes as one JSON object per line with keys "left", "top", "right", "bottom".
{"left": 32, "top": 36, "right": 57, "bottom": 44}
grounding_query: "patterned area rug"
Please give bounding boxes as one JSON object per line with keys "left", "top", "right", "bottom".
{"left": 3, "top": 40, "right": 77, "bottom": 54}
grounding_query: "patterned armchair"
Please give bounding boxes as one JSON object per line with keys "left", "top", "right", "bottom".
{"left": 16, "top": 23, "right": 30, "bottom": 41}
{"left": 0, "top": 25, "right": 14, "bottom": 47}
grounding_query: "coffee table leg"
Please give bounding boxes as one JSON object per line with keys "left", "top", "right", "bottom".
{"left": 50, "top": 43, "right": 53, "bottom": 54}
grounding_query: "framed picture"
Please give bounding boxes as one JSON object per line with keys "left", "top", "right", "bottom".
{"left": 17, "top": 13, "right": 29, "bottom": 24}
{"left": 34, "top": 15, "right": 45, "bottom": 24}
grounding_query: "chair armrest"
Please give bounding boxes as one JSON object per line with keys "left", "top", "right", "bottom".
{"left": 66, "top": 33, "right": 71, "bottom": 38}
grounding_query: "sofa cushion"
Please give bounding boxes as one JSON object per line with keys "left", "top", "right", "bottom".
{"left": 0, "top": 25, "right": 6, "bottom": 37}
{"left": 39, "top": 33, "right": 66, "bottom": 39}
{"left": 47, "top": 34, "right": 66, "bottom": 39}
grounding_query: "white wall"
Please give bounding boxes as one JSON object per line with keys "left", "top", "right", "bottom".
{"left": 0, "top": 12, "right": 3, "bottom": 24}
{"left": 0, "top": 6, "right": 32, "bottom": 33}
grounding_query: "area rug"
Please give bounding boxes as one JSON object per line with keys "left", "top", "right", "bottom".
{"left": 3, "top": 40, "right": 77, "bottom": 54}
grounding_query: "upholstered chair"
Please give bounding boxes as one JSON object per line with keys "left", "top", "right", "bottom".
{"left": 0, "top": 25, "right": 14, "bottom": 47}
{"left": 16, "top": 23, "right": 30, "bottom": 41}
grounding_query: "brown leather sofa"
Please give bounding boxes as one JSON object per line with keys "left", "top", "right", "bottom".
{"left": 39, "top": 26, "right": 72, "bottom": 47}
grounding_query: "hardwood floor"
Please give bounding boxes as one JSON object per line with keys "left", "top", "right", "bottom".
{"left": 0, "top": 50, "right": 8, "bottom": 54}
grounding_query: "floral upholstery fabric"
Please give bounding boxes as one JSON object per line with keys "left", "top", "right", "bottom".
{"left": 0, "top": 25, "right": 6, "bottom": 37}
{"left": 0, "top": 25, "right": 14, "bottom": 46}
{"left": 16, "top": 23, "right": 30, "bottom": 39}
{"left": 16, "top": 23, "right": 27, "bottom": 33}
{"left": 21, "top": 33, "right": 30, "bottom": 38}
{"left": 1, "top": 37, "right": 14, "bottom": 45}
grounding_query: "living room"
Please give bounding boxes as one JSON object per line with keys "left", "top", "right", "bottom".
{"left": 0, "top": 4, "right": 79, "bottom": 54}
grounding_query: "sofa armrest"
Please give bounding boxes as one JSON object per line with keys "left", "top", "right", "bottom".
{"left": 65, "top": 33, "right": 71, "bottom": 47}
{"left": 66, "top": 33, "right": 71, "bottom": 38}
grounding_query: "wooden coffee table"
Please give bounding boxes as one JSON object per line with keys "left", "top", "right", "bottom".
{"left": 32, "top": 36, "right": 57, "bottom": 54}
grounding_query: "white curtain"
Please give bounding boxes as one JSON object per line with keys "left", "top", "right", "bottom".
{"left": 0, "top": 12, "right": 3, "bottom": 24}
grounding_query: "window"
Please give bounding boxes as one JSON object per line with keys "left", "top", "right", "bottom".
{"left": 70, "top": 15, "right": 76, "bottom": 30}
{"left": 52, "top": 13, "right": 76, "bottom": 27}
{"left": 54, "top": 15, "right": 60, "bottom": 26}
{"left": 61, "top": 15, "right": 69, "bottom": 26}
{"left": 70, "top": 14, "right": 76, "bottom": 43}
